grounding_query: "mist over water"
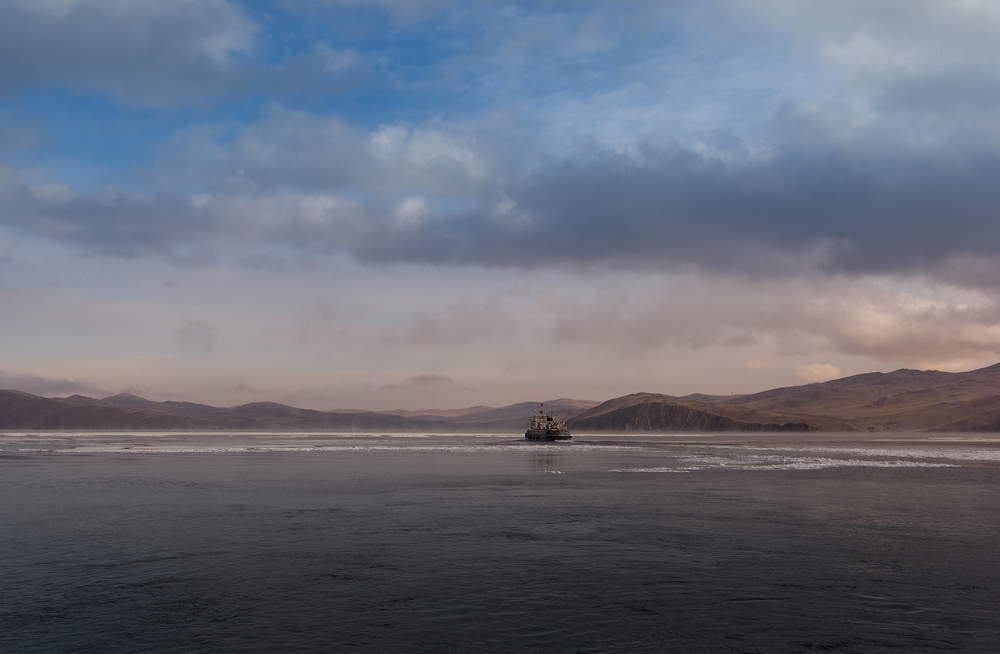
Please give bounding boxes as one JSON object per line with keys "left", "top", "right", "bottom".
{"left": 2, "top": 432, "right": 998, "bottom": 653}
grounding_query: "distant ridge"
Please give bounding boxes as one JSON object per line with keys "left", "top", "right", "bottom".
{"left": 382, "top": 406, "right": 495, "bottom": 418}
{"left": 0, "top": 391, "right": 599, "bottom": 432}
{"left": 566, "top": 393, "right": 851, "bottom": 433}
{"left": 684, "top": 363, "right": 1000, "bottom": 431}
{"left": 6, "top": 362, "right": 1000, "bottom": 432}
{"left": 102, "top": 393, "right": 221, "bottom": 415}
{"left": 0, "top": 390, "right": 199, "bottom": 430}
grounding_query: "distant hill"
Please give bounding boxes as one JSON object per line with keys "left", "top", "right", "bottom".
{"left": 0, "top": 391, "right": 599, "bottom": 432}
{"left": 381, "top": 405, "right": 495, "bottom": 418}
{"left": 566, "top": 393, "right": 851, "bottom": 433}
{"left": 102, "top": 393, "right": 222, "bottom": 416}
{"left": 429, "top": 399, "right": 599, "bottom": 423}
{"left": 0, "top": 390, "right": 199, "bottom": 430}
{"left": 686, "top": 364, "right": 1000, "bottom": 431}
{"left": 8, "top": 362, "right": 1000, "bottom": 432}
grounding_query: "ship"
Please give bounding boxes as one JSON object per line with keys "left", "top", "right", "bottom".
{"left": 525, "top": 407, "right": 571, "bottom": 441}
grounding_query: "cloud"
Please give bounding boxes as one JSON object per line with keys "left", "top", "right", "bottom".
{"left": 8, "top": 103, "right": 1000, "bottom": 285}
{"left": 380, "top": 374, "right": 452, "bottom": 391}
{"left": 5, "top": 0, "right": 1000, "bottom": 411}
{"left": 173, "top": 319, "right": 219, "bottom": 354}
{"left": 158, "top": 109, "right": 491, "bottom": 199}
{"left": 796, "top": 363, "right": 842, "bottom": 383}
{"left": 737, "top": 0, "right": 1000, "bottom": 111}
{"left": 0, "top": 175, "right": 216, "bottom": 258}
{"left": 538, "top": 274, "right": 1000, "bottom": 369}
{"left": 2, "top": 2, "right": 1000, "bottom": 287}
{"left": 0, "top": 368, "right": 107, "bottom": 397}
{"left": 375, "top": 302, "right": 516, "bottom": 348}
{"left": 236, "top": 254, "right": 289, "bottom": 272}
{"left": 234, "top": 382, "right": 260, "bottom": 395}
{"left": 0, "top": 0, "right": 257, "bottom": 105}
{"left": 0, "top": 0, "right": 1000, "bottom": 410}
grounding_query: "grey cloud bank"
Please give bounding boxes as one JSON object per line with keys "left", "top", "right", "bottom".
{"left": 0, "top": 0, "right": 256, "bottom": 104}
{"left": 9, "top": 105, "right": 1000, "bottom": 281}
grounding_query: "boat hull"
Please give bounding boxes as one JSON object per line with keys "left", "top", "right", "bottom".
{"left": 525, "top": 429, "right": 572, "bottom": 441}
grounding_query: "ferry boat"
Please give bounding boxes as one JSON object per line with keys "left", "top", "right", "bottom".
{"left": 525, "top": 408, "right": 571, "bottom": 441}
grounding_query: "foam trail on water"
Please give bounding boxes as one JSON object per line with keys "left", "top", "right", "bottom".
{"left": 612, "top": 456, "right": 959, "bottom": 472}
{"left": 10, "top": 443, "right": 649, "bottom": 454}
{"left": 733, "top": 445, "right": 1000, "bottom": 462}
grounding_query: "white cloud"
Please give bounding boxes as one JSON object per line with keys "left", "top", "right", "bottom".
{"left": 369, "top": 122, "right": 491, "bottom": 194}
{"left": 393, "top": 196, "right": 430, "bottom": 227}
{"left": 317, "top": 44, "right": 361, "bottom": 74}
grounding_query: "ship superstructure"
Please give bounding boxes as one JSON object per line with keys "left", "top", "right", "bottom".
{"left": 525, "top": 408, "right": 571, "bottom": 441}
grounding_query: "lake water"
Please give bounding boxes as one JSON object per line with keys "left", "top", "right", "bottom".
{"left": 2, "top": 431, "right": 998, "bottom": 653}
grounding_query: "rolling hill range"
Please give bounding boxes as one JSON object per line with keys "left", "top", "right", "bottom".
{"left": 6, "top": 362, "right": 1000, "bottom": 431}
{"left": 0, "top": 391, "right": 599, "bottom": 432}
{"left": 566, "top": 393, "right": 853, "bottom": 433}
{"left": 685, "top": 363, "right": 1000, "bottom": 431}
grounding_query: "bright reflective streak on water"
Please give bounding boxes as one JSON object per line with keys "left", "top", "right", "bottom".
{"left": 1, "top": 431, "right": 998, "bottom": 653}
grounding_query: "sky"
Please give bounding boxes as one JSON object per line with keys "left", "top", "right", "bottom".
{"left": 3, "top": 0, "right": 1000, "bottom": 410}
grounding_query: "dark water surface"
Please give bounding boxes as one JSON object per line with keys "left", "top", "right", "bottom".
{"left": 1, "top": 432, "right": 998, "bottom": 653}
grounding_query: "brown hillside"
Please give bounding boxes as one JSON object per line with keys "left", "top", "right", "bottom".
{"left": 0, "top": 390, "right": 598, "bottom": 432}
{"left": 566, "top": 393, "right": 853, "bottom": 432}
{"left": 706, "top": 364, "right": 1000, "bottom": 431}
{"left": 0, "top": 390, "right": 198, "bottom": 430}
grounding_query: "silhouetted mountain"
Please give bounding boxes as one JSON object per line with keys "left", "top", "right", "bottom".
{"left": 10, "top": 363, "right": 1000, "bottom": 432}
{"left": 0, "top": 390, "right": 199, "bottom": 430}
{"left": 566, "top": 393, "right": 849, "bottom": 433}
{"left": 381, "top": 405, "right": 495, "bottom": 418}
{"left": 0, "top": 391, "right": 597, "bottom": 432}
{"left": 687, "top": 363, "right": 1000, "bottom": 431}
{"left": 102, "top": 393, "right": 221, "bottom": 415}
